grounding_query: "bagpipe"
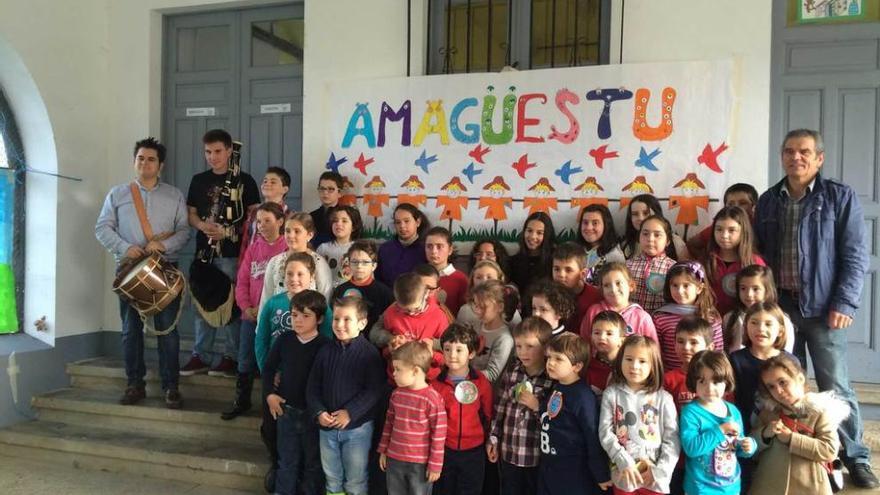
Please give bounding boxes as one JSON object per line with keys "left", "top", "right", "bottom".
{"left": 189, "top": 141, "right": 245, "bottom": 328}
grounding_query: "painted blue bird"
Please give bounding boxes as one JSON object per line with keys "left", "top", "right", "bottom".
{"left": 325, "top": 152, "right": 347, "bottom": 173}
{"left": 634, "top": 146, "right": 661, "bottom": 172}
{"left": 461, "top": 162, "right": 483, "bottom": 184}
{"left": 554, "top": 160, "right": 582, "bottom": 185}
{"left": 414, "top": 149, "right": 439, "bottom": 174}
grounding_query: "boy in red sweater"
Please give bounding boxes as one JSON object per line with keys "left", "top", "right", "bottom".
{"left": 370, "top": 272, "right": 451, "bottom": 381}
{"left": 430, "top": 324, "right": 493, "bottom": 495}
{"left": 551, "top": 243, "right": 601, "bottom": 334}
{"left": 662, "top": 316, "right": 714, "bottom": 495}
{"left": 379, "top": 341, "right": 448, "bottom": 495}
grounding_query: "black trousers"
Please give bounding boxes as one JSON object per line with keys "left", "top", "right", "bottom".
{"left": 434, "top": 446, "right": 485, "bottom": 495}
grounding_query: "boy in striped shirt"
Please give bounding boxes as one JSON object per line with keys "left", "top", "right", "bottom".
{"left": 378, "top": 341, "right": 448, "bottom": 495}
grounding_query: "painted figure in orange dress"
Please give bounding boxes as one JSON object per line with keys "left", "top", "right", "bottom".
{"left": 479, "top": 175, "right": 512, "bottom": 233}
{"left": 523, "top": 177, "right": 558, "bottom": 216}
{"left": 363, "top": 176, "right": 390, "bottom": 227}
{"left": 620, "top": 175, "right": 654, "bottom": 210}
{"left": 669, "top": 172, "right": 709, "bottom": 227}
{"left": 397, "top": 174, "right": 427, "bottom": 208}
{"left": 437, "top": 176, "right": 469, "bottom": 231}
{"left": 338, "top": 175, "right": 357, "bottom": 206}
{"left": 571, "top": 176, "right": 608, "bottom": 215}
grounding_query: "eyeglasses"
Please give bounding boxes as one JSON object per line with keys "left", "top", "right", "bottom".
{"left": 317, "top": 187, "right": 338, "bottom": 193}
{"left": 348, "top": 260, "right": 375, "bottom": 266}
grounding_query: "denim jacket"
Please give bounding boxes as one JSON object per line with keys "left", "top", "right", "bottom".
{"left": 755, "top": 173, "right": 868, "bottom": 318}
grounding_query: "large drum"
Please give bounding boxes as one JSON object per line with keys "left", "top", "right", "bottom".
{"left": 113, "top": 253, "right": 184, "bottom": 316}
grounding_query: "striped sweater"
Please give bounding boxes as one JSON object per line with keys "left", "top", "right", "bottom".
{"left": 652, "top": 305, "right": 723, "bottom": 371}
{"left": 378, "top": 385, "right": 448, "bottom": 473}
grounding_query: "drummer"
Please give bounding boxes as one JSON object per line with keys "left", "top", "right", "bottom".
{"left": 96, "top": 137, "right": 190, "bottom": 409}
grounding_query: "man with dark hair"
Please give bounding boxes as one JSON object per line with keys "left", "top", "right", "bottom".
{"left": 310, "top": 171, "right": 344, "bottom": 247}
{"left": 96, "top": 137, "right": 190, "bottom": 408}
{"left": 182, "top": 129, "right": 260, "bottom": 377}
{"left": 755, "top": 128, "right": 877, "bottom": 488}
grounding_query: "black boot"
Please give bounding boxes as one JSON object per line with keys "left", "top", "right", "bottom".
{"left": 221, "top": 372, "right": 253, "bottom": 420}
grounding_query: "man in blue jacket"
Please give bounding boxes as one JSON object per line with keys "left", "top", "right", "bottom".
{"left": 755, "top": 128, "right": 877, "bottom": 488}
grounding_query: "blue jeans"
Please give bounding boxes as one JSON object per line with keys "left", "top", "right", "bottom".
{"left": 781, "top": 292, "right": 871, "bottom": 466}
{"left": 192, "top": 256, "right": 239, "bottom": 363}
{"left": 385, "top": 457, "right": 432, "bottom": 495}
{"left": 237, "top": 319, "right": 256, "bottom": 373}
{"left": 276, "top": 405, "right": 323, "bottom": 495}
{"left": 118, "top": 290, "right": 181, "bottom": 392}
{"left": 320, "top": 421, "right": 374, "bottom": 495}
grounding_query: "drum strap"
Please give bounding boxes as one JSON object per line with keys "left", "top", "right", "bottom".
{"left": 129, "top": 182, "right": 155, "bottom": 241}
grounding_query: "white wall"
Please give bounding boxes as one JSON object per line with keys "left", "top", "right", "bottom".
{"left": 617, "top": 0, "right": 772, "bottom": 192}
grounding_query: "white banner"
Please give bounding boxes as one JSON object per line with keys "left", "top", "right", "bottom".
{"left": 325, "top": 60, "right": 735, "bottom": 243}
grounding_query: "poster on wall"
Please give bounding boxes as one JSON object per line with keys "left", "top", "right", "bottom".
{"left": 324, "top": 60, "right": 735, "bottom": 246}
{"left": 797, "top": 0, "right": 865, "bottom": 22}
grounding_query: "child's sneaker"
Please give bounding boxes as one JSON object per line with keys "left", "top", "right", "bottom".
{"left": 180, "top": 355, "right": 210, "bottom": 376}
{"left": 208, "top": 356, "right": 237, "bottom": 377}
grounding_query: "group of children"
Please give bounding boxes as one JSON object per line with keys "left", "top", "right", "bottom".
{"left": 226, "top": 171, "right": 847, "bottom": 495}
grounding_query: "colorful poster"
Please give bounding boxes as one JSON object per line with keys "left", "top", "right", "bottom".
{"left": 325, "top": 61, "right": 734, "bottom": 242}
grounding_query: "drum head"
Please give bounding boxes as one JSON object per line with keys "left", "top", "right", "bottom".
{"left": 118, "top": 255, "right": 154, "bottom": 285}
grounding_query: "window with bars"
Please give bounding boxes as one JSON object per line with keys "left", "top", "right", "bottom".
{"left": 0, "top": 88, "right": 24, "bottom": 334}
{"left": 426, "top": 0, "right": 610, "bottom": 75}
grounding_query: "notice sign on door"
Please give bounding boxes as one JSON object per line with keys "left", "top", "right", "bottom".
{"left": 260, "top": 103, "right": 291, "bottom": 114}
{"left": 186, "top": 107, "right": 216, "bottom": 117}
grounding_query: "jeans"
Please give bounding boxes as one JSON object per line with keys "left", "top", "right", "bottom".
{"left": 780, "top": 291, "right": 871, "bottom": 466}
{"left": 192, "top": 256, "right": 239, "bottom": 363}
{"left": 320, "top": 421, "right": 374, "bottom": 495}
{"left": 118, "top": 286, "right": 181, "bottom": 392}
{"left": 276, "top": 405, "right": 323, "bottom": 495}
{"left": 237, "top": 318, "right": 256, "bottom": 373}
{"left": 385, "top": 457, "right": 432, "bottom": 495}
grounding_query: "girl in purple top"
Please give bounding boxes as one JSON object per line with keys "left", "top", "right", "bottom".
{"left": 377, "top": 203, "right": 429, "bottom": 286}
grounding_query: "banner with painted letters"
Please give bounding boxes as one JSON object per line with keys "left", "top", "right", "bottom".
{"left": 324, "top": 60, "right": 734, "bottom": 243}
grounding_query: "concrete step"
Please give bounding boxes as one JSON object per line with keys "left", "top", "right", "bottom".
{"left": 32, "top": 388, "right": 262, "bottom": 446}
{"left": 0, "top": 420, "right": 267, "bottom": 491}
{"left": 808, "top": 380, "right": 880, "bottom": 406}
{"left": 144, "top": 335, "right": 227, "bottom": 356}
{"left": 67, "top": 357, "right": 260, "bottom": 403}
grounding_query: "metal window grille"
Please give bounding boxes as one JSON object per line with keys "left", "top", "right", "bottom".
{"left": 425, "top": 0, "right": 610, "bottom": 75}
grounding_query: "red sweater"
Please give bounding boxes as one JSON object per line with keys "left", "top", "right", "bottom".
{"left": 662, "top": 368, "right": 695, "bottom": 413}
{"left": 382, "top": 302, "right": 451, "bottom": 381}
{"left": 707, "top": 252, "right": 766, "bottom": 316}
{"left": 378, "top": 385, "right": 448, "bottom": 472}
{"left": 438, "top": 267, "right": 469, "bottom": 317}
{"left": 586, "top": 358, "right": 612, "bottom": 394}
{"left": 567, "top": 284, "right": 602, "bottom": 335}
{"left": 430, "top": 368, "right": 493, "bottom": 450}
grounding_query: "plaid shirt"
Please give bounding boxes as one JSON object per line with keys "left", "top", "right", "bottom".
{"left": 778, "top": 182, "right": 812, "bottom": 292}
{"left": 625, "top": 253, "right": 675, "bottom": 313}
{"left": 489, "top": 360, "right": 554, "bottom": 467}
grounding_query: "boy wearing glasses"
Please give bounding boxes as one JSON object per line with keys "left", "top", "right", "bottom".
{"left": 332, "top": 240, "right": 394, "bottom": 331}
{"left": 371, "top": 271, "right": 451, "bottom": 383}
{"left": 310, "top": 171, "right": 343, "bottom": 247}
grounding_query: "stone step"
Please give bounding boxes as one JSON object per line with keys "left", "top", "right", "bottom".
{"left": 66, "top": 357, "right": 260, "bottom": 403}
{"left": 808, "top": 380, "right": 880, "bottom": 406}
{"left": 0, "top": 420, "right": 267, "bottom": 491}
{"left": 32, "top": 388, "right": 262, "bottom": 446}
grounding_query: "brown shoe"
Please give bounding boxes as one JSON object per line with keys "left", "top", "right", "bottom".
{"left": 180, "top": 355, "right": 210, "bottom": 376}
{"left": 119, "top": 385, "right": 145, "bottom": 405}
{"left": 165, "top": 389, "right": 183, "bottom": 409}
